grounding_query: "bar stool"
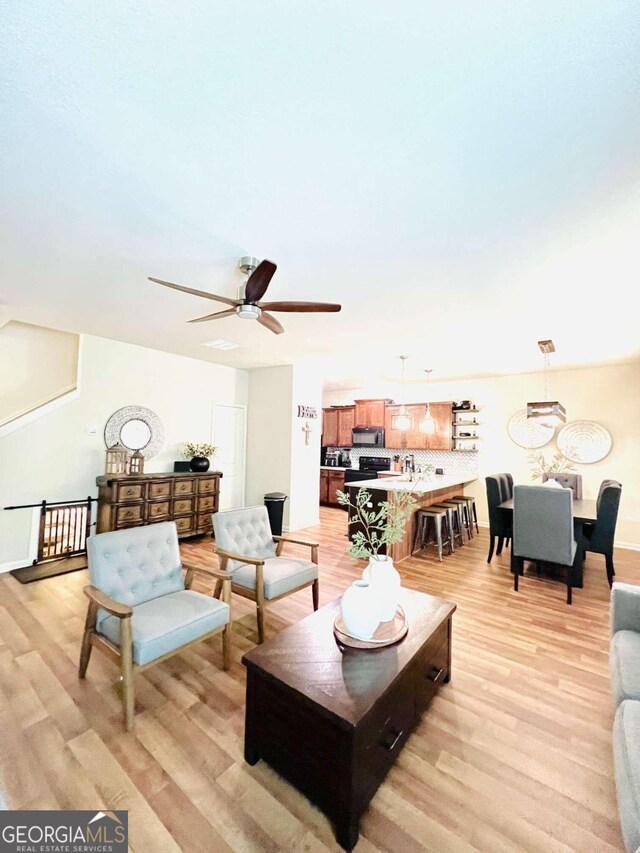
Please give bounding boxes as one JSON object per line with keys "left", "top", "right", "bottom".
{"left": 433, "top": 501, "right": 465, "bottom": 549}
{"left": 412, "top": 507, "right": 449, "bottom": 562}
{"left": 451, "top": 496, "right": 479, "bottom": 538}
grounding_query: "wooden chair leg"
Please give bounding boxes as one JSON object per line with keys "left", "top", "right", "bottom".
{"left": 256, "top": 604, "right": 265, "bottom": 644}
{"left": 312, "top": 579, "right": 319, "bottom": 610}
{"left": 120, "top": 617, "right": 135, "bottom": 731}
{"left": 213, "top": 579, "right": 223, "bottom": 599}
{"left": 487, "top": 536, "right": 495, "bottom": 564}
{"left": 222, "top": 624, "right": 231, "bottom": 670}
{"left": 79, "top": 601, "right": 98, "bottom": 678}
{"left": 496, "top": 536, "right": 505, "bottom": 556}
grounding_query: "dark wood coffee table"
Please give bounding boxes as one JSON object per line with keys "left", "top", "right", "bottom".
{"left": 242, "top": 588, "right": 456, "bottom": 850}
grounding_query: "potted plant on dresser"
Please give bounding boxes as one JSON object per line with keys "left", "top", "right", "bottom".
{"left": 182, "top": 442, "right": 217, "bottom": 472}
{"left": 336, "top": 485, "right": 418, "bottom": 639}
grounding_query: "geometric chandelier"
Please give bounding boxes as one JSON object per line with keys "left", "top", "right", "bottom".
{"left": 526, "top": 339, "right": 566, "bottom": 426}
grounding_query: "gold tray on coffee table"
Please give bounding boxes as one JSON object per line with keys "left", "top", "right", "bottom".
{"left": 333, "top": 605, "right": 408, "bottom": 650}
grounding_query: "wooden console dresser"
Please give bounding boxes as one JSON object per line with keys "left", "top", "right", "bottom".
{"left": 96, "top": 471, "right": 222, "bottom": 537}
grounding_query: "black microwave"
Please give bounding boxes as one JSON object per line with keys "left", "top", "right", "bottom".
{"left": 351, "top": 427, "right": 385, "bottom": 448}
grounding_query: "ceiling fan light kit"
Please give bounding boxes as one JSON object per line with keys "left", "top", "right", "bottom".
{"left": 149, "top": 256, "right": 341, "bottom": 335}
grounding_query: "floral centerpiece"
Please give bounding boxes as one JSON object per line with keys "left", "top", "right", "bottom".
{"left": 335, "top": 484, "right": 419, "bottom": 637}
{"left": 181, "top": 442, "right": 217, "bottom": 473}
{"left": 527, "top": 449, "right": 575, "bottom": 482}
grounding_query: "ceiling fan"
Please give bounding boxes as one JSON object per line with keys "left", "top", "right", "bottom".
{"left": 149, "top": 256, "right": 342, "bottom": 335}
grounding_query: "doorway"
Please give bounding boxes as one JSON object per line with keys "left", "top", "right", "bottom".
{"left": 213, "top": 404, "right": 247, "bottom": 510}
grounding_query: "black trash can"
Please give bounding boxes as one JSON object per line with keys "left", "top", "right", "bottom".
{"left": 264, "top": 492, "right": 288, "bottom": 536}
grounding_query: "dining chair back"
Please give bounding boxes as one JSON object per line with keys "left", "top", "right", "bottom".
{"left": 511, "top": 485, "right": 579, "bottom": 603}
{"left": 583, "top": 480, "right": 622, "bottom": 587}
{"left": 485, "top": 474, "right": 513, "bottom": 563}
{"left": 542, "top": 472, "right": 583, "bottom": 498}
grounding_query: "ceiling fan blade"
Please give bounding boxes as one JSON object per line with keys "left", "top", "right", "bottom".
{"left": 258, "top": 311, "right": 285, "bottom": 335}
{"left": 257, "top": 300, "right": 342, "bottom": 313}
{"left": 244, "top": 260, "right": 277, "bottom": 303}
{"left": 149, "top": 277, "right": 239, "bottom": 307}
{"left": 187, "top": 308, "right": 237, "bottom": 324}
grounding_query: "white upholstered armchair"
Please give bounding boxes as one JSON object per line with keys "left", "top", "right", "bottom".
{"left": 79, "top": 521, "right": 232, "bottom": 730}
{"left": 212, "top": 506, "right": 319, "bottom": 643}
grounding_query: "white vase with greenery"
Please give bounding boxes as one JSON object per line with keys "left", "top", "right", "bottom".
{"left": 337, "top": 485, "right": 418, "bottom": 624}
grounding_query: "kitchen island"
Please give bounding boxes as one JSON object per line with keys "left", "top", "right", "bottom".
{"left": 346, "top": 474, "right": 476, "bottom": 562}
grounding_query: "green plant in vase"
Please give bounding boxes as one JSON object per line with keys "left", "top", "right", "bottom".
{"left": 526, "top": 449, "right": 576, "bottom": 482}
{"left": 337, "top": 484, "right": 419, "bottom": 624}
{"left": 336, "top": 486, "right": 418, "bottom": 560}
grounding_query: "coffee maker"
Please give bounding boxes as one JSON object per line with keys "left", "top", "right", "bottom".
{"left": 338, "top": 449, "right": 351, "bottom": 468}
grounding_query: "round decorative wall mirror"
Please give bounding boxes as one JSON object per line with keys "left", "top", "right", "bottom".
{"left": 507, "top": 409, "right": 554, "bottom": 449}
{"left": 104, "top": 406, "right": 164, "bottom": 458}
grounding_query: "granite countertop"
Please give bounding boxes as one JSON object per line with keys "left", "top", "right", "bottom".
{"left": 320, "top": 465, "right": 351, "bottom": 471}
{"left": 344, "top": 474, "right": 476, "bottom": 494}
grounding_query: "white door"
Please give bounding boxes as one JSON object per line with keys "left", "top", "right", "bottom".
{"left": 213, "top": 404, "right": 246, "bottom": 510}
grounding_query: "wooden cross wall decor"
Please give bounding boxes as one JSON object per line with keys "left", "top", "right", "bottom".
{"left": 302, "top": 421, "right": 312, "bottom": 445}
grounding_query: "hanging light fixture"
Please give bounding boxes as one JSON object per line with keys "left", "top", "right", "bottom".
{"left": 391, "top": 355, "right": 411, "bottom": 431}
{"left": 419, "top": 368, "right": 436, "bottom": 433}
{"left": 527, "top": 339, "right": 566, "bottom": 426}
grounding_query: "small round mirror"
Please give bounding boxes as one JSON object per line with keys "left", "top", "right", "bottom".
{"left": 120, "top": 418, "right": 152, "bottom": 450}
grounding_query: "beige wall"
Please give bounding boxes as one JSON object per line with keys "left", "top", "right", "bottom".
{"left": 0, "top": 334, "right": 248, "bottom": 568}
{"left": 245, "top": 363, "right": 323, "bottom": 531}
{"left": 0, "top": 321, "right": 79, "bottom": 425}
{"left": 245, "top": 366, "right": 294, "bottom": 527}
{"left": 323, "top": 362, "right": 640, "bottom": 547}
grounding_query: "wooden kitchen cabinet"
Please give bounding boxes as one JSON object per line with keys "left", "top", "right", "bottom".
{"left": 320, "top": 469, "right": 345, "bottom": 506}
{"left": 322, "top": 408, "right": 339, "bottom": 446}
{"left": 328, "top": 470, "right": 345, "bottom": 505}
{"left": 337, "top": 406, "right": 355, "bottom": 446}
{"left": 319, "top": 469, "right": 330, "bottom": 504}
{"left": 427, "top": 403, "right": 454, "bottom": 450}
{"left": 354, "top": 399, "right": 390, "bottom": 428}
{"left": 384, "top": 403, "right": 453, "bottom": 450}
{"left": 322, "top": 406, "right": 355, "bottom": 447}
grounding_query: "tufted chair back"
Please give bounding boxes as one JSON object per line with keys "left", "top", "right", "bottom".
{"left": 87, "top": 522, "right": 185, "bottom": 629}
{"left": 542, "top": 472, "right": 583, "bottom": 499}
{"left": 213, "top": 506, "right": 277, "bottom": 572}
{"left": 513, "top": 485, "right": 574, "bottom": 566}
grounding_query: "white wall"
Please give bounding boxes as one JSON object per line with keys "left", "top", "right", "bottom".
{"left": 288, "top": 364, "right": 323, "bottom": 531}
{"left": 0, "top": 321, "right": 79, "bottom": 425}
{"left": 245, "top": 362, "right": 322, "bottom": 532}
{"left": 324, "top": 361, "right": 640, "bottom": 547}
{"left": 0, "top": 334, "right": 248, "bottom": 569}
{"left": 245, "top": 366, "right": 293, "bottom": 526}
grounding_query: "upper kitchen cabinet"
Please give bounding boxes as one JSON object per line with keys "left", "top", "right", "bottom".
{"left": 384, "top": 402, "right": 453, "bottom": 450}
{"left": 354, "top": 398, "right": 391, "bottom": 428}
{"left": 322, "top": 407, "right": 338, "bottom": 445}
{"left": 322, "top": 405, "right": 355, "bottom": 447}
{"left": 425, "top": 403, "right": 454, "bottom": 450}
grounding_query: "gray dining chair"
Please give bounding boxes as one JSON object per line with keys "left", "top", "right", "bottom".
{"left": 485, "top": 474, "right": 513, "bottom": 562}
{"left": 542, "top": 472, "right": 583, "bottom": 499}
{"left": 511, "top": 484, "right": 581, "bottom": 604}
{"left": 582, "top": 479, "right": 622, "bottom": 587}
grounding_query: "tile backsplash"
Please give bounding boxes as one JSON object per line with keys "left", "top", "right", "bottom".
{"left": 344, "top": 448, "right": 479, "bottom": 476}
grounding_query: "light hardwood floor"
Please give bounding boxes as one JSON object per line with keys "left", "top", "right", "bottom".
{"left": 0, "top": 507, "right": 638, "bottom": 851}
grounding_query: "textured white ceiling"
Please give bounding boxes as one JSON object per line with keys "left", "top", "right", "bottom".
{"left": 1, "top": 2, "right": 640, "bottom": 387}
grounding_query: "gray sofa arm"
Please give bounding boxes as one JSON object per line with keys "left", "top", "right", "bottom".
{"left": 611, "top": 583, "right": 640, "bottom": 634}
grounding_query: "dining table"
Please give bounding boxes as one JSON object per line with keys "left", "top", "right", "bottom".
{"left": 498, "top": 497, "right": 598, "bottom": 587}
